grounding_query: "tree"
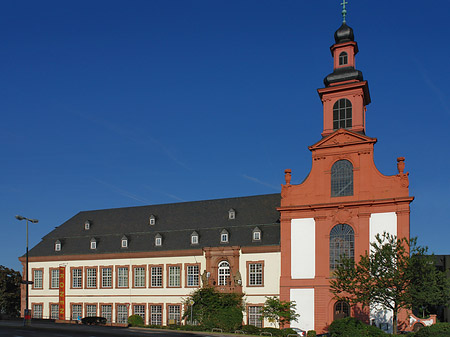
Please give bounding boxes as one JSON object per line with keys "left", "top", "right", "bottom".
{"left": 183, "top": 287, "right": 244, "bottom": 331}
{"left": 0, "top": 265, "right": 22, "bottom": 318}
{"left": 260, "top": 296, "right": 300, "bottom": 328}
{"left": 330, "top": 233, "right": 450, "bottom": 335}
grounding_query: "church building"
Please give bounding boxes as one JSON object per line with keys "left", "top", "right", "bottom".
{"left": 20, "top": 17, "right": 413, "bottom": 335}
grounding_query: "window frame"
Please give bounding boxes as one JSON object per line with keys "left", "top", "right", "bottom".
{"left": 49, "top": 303, "right": 59, "bottom": 320}
{"left": 50, "top": 268, "right": 59, "bottom": 289}
{"left": 333, "top": 98, "right": 352, "bottom": 130}
{"left": 329, "top": 223, "right": 355, "bottom": 272}
{"left": 85, "top": 266, "right": 98, "bottom": 289}
{"left": 331, "top": 159, "right": 354, "bottom": 197}
{"left": 247, "top": 261, "right": 264, "bottom": 287}
{"left": 70, "top": 267, "right": 83, "bottom": 289}
{"left": 338, "top": 51, "right": 348, "bottom": 65}
{"left": 166, "top": 304, "right": 181, "bottom": 325}
{"left": 132, "top": 265, "right": 147, "bottom": 288}
{"left": 132, "top": 303, "right": 146, "bottom": 324}
{"left": 100, "top": 266, "right": 113, "bottom": 289}
{"left": 149, "top": 303, "right": 163, "bottom": 326}
{"left": 100, "top": 303, "right": 113, "bottom": 323}
{"left": 185, "top": 263, "right": 200, "bottom": 288}
{"left": 71, "top": 303, "right": 83, "bottom": 321}
{"left": 32, "top": 302, "right": 43, "bottom": 319}
{"left": 150, "top": 265, "right": 163, "bottom": 288}
{"left": 247, "top": 305, "right": 264, "bottom": 328}
{"left": 218, "top": 261, "right": 231, "bottom": 286}
{"left": 116, "top": 266, "right": 129, "bottom": 289}
{"left": 85, "top": 303, "right": 97, "bottom": 317}
{"left": 116, "top": 303, "right": 129, "bottom": 324}
{"left": 32, "top": 268, "right": 44, "bottom": 289}
{"left": 167, "top": 264, "right": 182, "bottom": 288}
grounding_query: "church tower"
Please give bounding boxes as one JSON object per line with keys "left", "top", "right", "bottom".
{"left": 278, "top": 11, "right": 414, "bottom": 334}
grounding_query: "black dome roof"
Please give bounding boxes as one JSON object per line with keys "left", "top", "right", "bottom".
{"left": 334, "top": 23, "right": 354, "bottom": 43}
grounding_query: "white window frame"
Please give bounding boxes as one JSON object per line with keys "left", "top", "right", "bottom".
{"left": 168, "top": 266, "right": 181, "bottom": 287}
{"left": 86, "top": 304, "right": 97, "bottom": 317}
{"left": 168, "top": 305, "right": 181, "bottom": 324}
{"left": 134, "top": 267, "right": 146, "bottom": 288}
{"left": 133, "top": 304, "right": 145, "bottom": 322}
{"left": 101, "top": 304, "right": 112, "bottom": 323}
{"left": 218, "top": 261, "right": 230, "bottom": 286}
{"left": 248, "top": 306, "right": 262, "bottom": 327}
{"left": 221, "top": 233, "right": 228, "bottom": 243}
{"left": 117, "top": 304, "right": 128, "bottom": 324}
{"left": 71, "top": 304, "right": 82, "bottom": 320}
{"left": 151, "top": 266, "right": 163, "bottom": 287}
{"left": 51, "top": 269, "right": 59, "bottom": 289}
{"left": 90, "top": 240, "right": 97, "bottom": 250}
{"left": 55, "top": 241, "right": 61, "bottom": 251}
{"left": 50, "top": 304, "right": 59, "bottom": 320}
{"left": 32, "top": 303, "right": 43, "bottom": 319}
{"left": 253, "top": 231, "right": 261, "bottom": 241}
{"left": 155, "top": 236, "right": 162, "bottom": 246}
{"left": 191, "top": 234, "right": 198, "bottom": 245}
{"left": 101, "top": 267, "right": 112, "bottom": 288}
{"left": 33, "top": 270, "right": 43, "bottom": 289}
{"left": 150, "top": 305, "right": 162, "bottom": 325}
{"left": 249, "top": 263, "right": 263, "bottom": 286}
{"left": 86, "top": 268, "right": 97, "bottom": 288}
{"left": 121, "top": 238, "right": 128, "bottom": 248}
{"left": 187, "top": 265, "right": 199, "bottom": 287}
{"left": 72, "top": 268, "right": 82, "bottom": 288}
{"left": 117, "top": 267, "right": 129, "bottom": 288}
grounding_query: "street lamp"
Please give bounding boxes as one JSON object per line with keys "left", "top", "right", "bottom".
{"left": 15, "top": 215, "right": 38, "bottom": 326}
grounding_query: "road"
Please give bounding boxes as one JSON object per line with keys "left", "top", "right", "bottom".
{"left": 0, "top": 321, "right": 219, "bottom": 337}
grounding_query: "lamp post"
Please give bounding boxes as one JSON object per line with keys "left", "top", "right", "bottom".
{"left": 15, "top": 215, "right": 38, "bottom": 326}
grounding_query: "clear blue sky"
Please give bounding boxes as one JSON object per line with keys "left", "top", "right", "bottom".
{"left": 2, "top": 1, "right": 449, "bottom": 272}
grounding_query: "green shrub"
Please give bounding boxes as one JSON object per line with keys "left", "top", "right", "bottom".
{"left": 242, "top": 324, "right": 261, "bottom": 335}
{"left": 127, "top": 314, "right": 144, "bottom": 327}
{"left": 262, "top": 327, "right": 284, "bottom": 336}
{"left": 329, "top": 317, "right": 388, "bottom": 337}
{"left": 282, "top": 328, "right": 298, "bottom": 336}
{"left": 414, "top": 322, "right": 450, "bottom": 337}
{"left": 307, "top": 330, "right": 317, "bottom": 337}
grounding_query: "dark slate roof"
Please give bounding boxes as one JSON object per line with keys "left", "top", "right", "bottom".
{"left": 334, "top": 23, "right": 354, "bottom": 44}
{"left": 29, "top": 193, "right": 281, "bottom": 257}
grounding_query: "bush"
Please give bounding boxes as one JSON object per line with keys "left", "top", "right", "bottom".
{"left": 414, "top": 322, "right": 450, "bottom": 337}
{"left": 127, "top": 314, "right": 144, "bottom": 327}
{"left": 307, "top": 330, "right": 317, "bottom": 337}
{"left": 282, "top": 328, "right": 298, "bottom": 336}
{"left": 329, "top": 317, "right": 388, "bottom": 337}
{"left": 262, "top": 327, "right": 284, "bottom": 336}
{"left": 242, "top": 324, "right": 261, "bottom": 335}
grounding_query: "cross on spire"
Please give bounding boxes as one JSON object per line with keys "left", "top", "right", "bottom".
{"left": 341, "top": 0, "right": 348, "bottom": 23}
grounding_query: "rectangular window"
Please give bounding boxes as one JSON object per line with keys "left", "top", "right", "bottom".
{"left": 151, "top": 266, "right": 163, "bottom": 287}
{"left": 168, "top": 305, "right": 180, "bottom": 324}
{"left": 86, "top": 304, "right": 97, "bottom": 317}
{"left": 86, "top": 268, "right": 97, "bottom": 288}
{"left": 50, "top": 304, "right": 59, "bottom": 320}
{"left": 186, "top": 265, "right": 199, "bottom": 287}
{"left": 32, "top": 304, "right": 43, "bottom": 319}
{"left": 248, "top": 306, "right": 262, "bottom": 328}
{"left": 101, "top": 305, "right": 112, "bottom": 323}
{"left": 168, "top": 266, "right": 181, "bottom": 287}
{"left": 51, "top": 269, "right": 59, "bottom": 289}
{"left": 101, "top": 267, "right": 112, "bottom": 288}
{"left": 249, "top": 263, "right": 263, "bottom": 286}
{"left": 72, "top": 268, "right": 82, "bottom": 288}
{"left": 133, "top": 305, "right": 145, "bottom": 323}
{"left": 117, "top": 304, "right": 128, "bottom": 324}
{"left": 117, "top": 267, "right": 129, "bottom": 288}
{"left": 71, "top": 304, "right": 82, "bottom": 320}
{"left": 134, "top": 267, "right": 146, "bottom": 288}
{"left": 33, "top": 269, "right": 43, "bottom": 289}
{"left": 150, "top": 305, "right": 162, "bottom": 325}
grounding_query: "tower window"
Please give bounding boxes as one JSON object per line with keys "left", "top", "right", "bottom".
{"left": 329, "top": 224, "right": 354, "bottom": 272}
{"left": 339, "top": 51, "right": 348, "bottom": 65}
{"left": 333, "top": 99, "right": 352, "bottom": 130}
{"left": 331, "top": 160, "right": 353, "bottom": 197}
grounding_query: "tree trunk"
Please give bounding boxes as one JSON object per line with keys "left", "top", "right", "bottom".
{"left": 393, "top": 308, "right": 398, "bottom": 335}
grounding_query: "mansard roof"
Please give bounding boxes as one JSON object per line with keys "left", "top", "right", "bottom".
{"left": 28, "top": 193, "right": 281, "bottom": 258}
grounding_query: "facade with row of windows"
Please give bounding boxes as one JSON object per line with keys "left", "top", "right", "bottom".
{"left": 21, "top": 21, "right": 413, "bottom": 334}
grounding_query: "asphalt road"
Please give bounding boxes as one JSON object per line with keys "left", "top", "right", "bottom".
{"left": 0, "top": 321, "right": 217, "bottom": 337}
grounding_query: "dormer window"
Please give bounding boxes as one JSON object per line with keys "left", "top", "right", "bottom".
{"left": 191, "top": 231, "right": 199, "bottom": 245}
{"left": 228, "top": 208, "right": 235, "bottom": 220}
{"left": 149, "top": 215, "right": 156, "bottom": 225}
{"left": 339, "top": 51, "right": 348, "bottom": 65}
{"left": 90, "top": 238, "right": 97, "bottom": 250}
{"left": 121, "top": 235, "right": 128, "bottom": 248}
{"left": 155, "top": 233, "right": 162, "bottom": 247}
{"left": 84, "top": 221, "right": 91, "bottom": 230}
{"left": 55, "top": 240, "right": 61, "bottom": 252}
{"left": 252, "top": 227, "right": 262, "bottom": 242}
{"left": 220, "top": 229, "right": 229, "bottom": 243}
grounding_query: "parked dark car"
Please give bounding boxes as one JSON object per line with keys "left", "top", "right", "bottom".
{"left": 81, "top": 316, "right": 107, "bottom": 325}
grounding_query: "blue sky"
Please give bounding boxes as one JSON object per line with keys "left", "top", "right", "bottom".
{"left": 1, "top": 1, "right": 449, "bottom": 272}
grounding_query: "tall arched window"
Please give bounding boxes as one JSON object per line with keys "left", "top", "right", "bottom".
{"left": 218, "top": 261, "right": 230, "bottom": 286}
{"left": 333, "top": 99, "right": 352, "bottom": 130}
{"left": 338, "top": 52, "right": 348, "bottom": 65}
{"left": 334, "top": 301, "right": 350, "bottom": 320}
{"left": 330, "top": 224, "right": 354, "bottom": 271}
{"left": 331, "top": 160, "right": 353, "bottom": 197}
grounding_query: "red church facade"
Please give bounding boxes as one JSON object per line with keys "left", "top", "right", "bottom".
{"left": 278, "top": 22, "right": 414, "bottom": 333}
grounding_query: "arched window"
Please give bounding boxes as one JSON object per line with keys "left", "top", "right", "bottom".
{"left": 330, "top": 224, "right": 354, "bottom": 271}
{"left": 333, "top": 99, "right": 352, "bottom": 130}
{"left": 339, "top": 52, "right": 348, "bottom": 65}
{"left": 334, "top": 301, "right": 350, "bottom": 320}
{"left": 218, "top": 261, "right": 230, "bottom": 286}
{"left": 331, "top": 160, "right": 353, "bottom": 197}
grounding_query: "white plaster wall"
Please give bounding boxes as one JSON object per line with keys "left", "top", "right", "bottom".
{"left": 27, "top": 255, "right": 205, "bottom": 322}
{"left": 369, "top": 212, "right": 397, "bottom": 334}
{"left": 290, "top": 288, "right": 314, "bottom": 331}
{"left": 291, "top": 218, "right": 315, "bottom": 279}
{"left": 240, "top": 252, "right": 280, "bottom": 296}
